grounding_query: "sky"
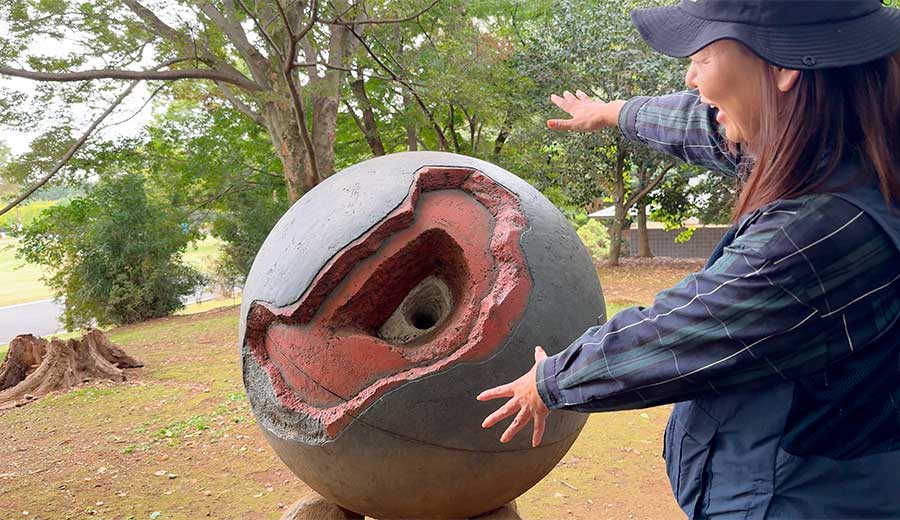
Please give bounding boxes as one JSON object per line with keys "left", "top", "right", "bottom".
{"left": 0, "top": 20, "right": 156, "bottom": 157}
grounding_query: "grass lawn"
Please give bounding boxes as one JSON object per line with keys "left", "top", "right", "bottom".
{"left": 0, "top": 237, "right": 54, "bottom": 307}
{"left": 0, "top": 260, "right": 700, "bottom": 519}
{"left": 0, "top": 236, "right": 223, "bottom": 309}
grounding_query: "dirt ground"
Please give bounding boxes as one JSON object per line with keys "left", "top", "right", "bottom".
{"left": 0, "top": 259, "right": 699, "bottom": 520}
{"left": 598, "top": 257, "right": 705, "bottom": 308}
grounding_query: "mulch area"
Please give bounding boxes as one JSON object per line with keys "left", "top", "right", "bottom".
{"left": 597, "top": 256, "right": 706, "bottom": 306}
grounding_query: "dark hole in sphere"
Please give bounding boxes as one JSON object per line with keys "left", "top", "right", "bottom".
{"left": 411, "top": 310, "right": 438, "bottom": 330}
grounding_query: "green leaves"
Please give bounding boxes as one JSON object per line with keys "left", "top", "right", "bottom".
{"left": 14, "top": 173, "right": 203, "bottom": 329}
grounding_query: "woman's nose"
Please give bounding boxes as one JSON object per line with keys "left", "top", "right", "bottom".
{"left": 684, "top": 63, "right": 698, "bottom": 89}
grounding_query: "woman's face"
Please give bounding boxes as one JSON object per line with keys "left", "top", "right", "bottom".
{"left": 685, "top": 40, "right": 767, "bottom": 144}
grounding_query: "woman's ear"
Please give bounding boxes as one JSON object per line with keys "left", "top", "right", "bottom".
{"left": 774, "top": 67, "right": 801, "bottom": 92}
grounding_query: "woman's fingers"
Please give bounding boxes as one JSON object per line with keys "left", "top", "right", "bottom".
{"left": 547, "top": 118, "right": 577, "bottom": 130}
{"left": 501, "top": 407, "right": 531, "bottom": 443}
{"left": 481, "top": 398, "right": 520, "bottom": 429}
{"left": 476, "top": 383, "right": 513, "bottom": 401}
{"left": 575, "top": 90, "right": 589, "bottom": 100}
{"left": 532, "top": 411, "right": 547, "bottom": 447}
{"left": 549, "top": 94, "right": 572, "bottom": 112}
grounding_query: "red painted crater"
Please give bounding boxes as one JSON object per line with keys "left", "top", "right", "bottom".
{"left": 244, "top": 167, "right": 532, "bottom": 437}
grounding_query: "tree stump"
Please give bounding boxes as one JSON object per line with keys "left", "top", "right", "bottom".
{"left": 0, "top": 329, "right": 142, "bottom": 410}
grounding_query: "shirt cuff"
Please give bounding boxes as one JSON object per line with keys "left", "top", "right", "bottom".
{"left": 536, "top": 356, "right": 565, "bottom": 410}
{"left": 618, "top": 95, "right": 653, "bottom": 144}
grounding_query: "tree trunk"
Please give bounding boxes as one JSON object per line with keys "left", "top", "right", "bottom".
{"left": 258, "top": 14, "right": 361, "bottom": 203}
{"left": 309, "top": 16, "right": 361, "bottom": 182}
{"left": 608, "top": 204, "right": 626, "bottom": 266}
{"left": 607, "top": 145, "right": 628, "bottom": 266}
{"left": 349, "top": 78, "right": 385, "bottom": 156}
{"left": 406, "top": 111, "right": 418, "bottom": 151}
{"left": 395, "top": 23, "right": 417, "bottom": 152}
{"left": 261, "top": 71, "right": 311, "bottom": 203}
{"left": 448, "top": 105, "right": 462, "bottom": 153}
{"left": 493, "top": 124, "right": 510, "bottom": 158}
{"left": 0, "top": 330, "right": 142, "bottom": 410}
{"left": 637, "top": 202, "right": 653, "bottom": 257}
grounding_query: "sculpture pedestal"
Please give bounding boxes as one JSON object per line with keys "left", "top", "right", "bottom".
{"left": 280, "top": 492, "right": 523, "bottom": 520}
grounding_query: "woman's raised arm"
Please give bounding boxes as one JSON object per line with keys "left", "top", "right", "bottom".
{"left": 548, "top": 89, "right": 741, "bottom": 176}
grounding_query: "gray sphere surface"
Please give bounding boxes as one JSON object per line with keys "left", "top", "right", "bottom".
{"left": 240, "top": 152, "right": 605, "bottom": 518}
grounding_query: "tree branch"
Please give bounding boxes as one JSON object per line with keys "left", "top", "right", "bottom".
{"left": 122, "top": 0, "right": 184, "bottom": 43}
{"left": 235, "top": 0, "right": 284, "bottom": 59}
{"left": 215, "top": 81, "right": 265, "bottom": 125}
{"left": 341, "top": 23, "right": 449, "bottom": 150}
{"left": 0, "top": 64, "right": 263, "bottom": 91}
{"left": 326, "top": 0, "right": 441, "bottom": 25}
{"left": 200, "top": 1, "right": 270, "bottom": 87}
{"left": 625, "top": 160, "right": 677, "bottom": 209}
{"left": 122, "top": 0, "right": 264, "bottom": 92}
{"left": 0, "top": 80, "right": 142, "bottom": 217}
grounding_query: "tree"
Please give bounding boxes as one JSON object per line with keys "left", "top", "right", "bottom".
{"left": 0, "top": 0, "right": 443, "bottom": 207}
{"left": 70, "top": 96, "right": 289, "bottom": 284}
{"left": 332, "top": 0, "right": 543, "bottom": 162}
{"left": 15, "top": 173, "right": 203, "bottom": 328}
{"left": 649, "top": 167, "right": 740, "bottom": 236}
{"left": 0, "top": 141, "right": 13, "bottom": 201}
{"left": 512, "top": 0, "right": 687, "bottom": 264}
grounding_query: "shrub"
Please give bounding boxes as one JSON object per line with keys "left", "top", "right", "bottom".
{"left": 209, "top": 188, "right": 289, "bottom": 285}
{"left": 15, "top": 174, "right": 203, "bottom": 329}
{"left": 577, "top": 219, "right": 611, "bottom": 263}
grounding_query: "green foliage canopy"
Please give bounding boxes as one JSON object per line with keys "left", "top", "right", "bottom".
{"left": 15, "top": 173, "right": 203, "bottom": 328}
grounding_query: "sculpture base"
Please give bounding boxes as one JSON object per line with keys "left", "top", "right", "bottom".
{"left": 280, "top": 492, "right": 523, "bottom": 520}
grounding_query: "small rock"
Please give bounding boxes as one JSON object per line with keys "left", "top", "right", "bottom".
{"left": 167, "top": 473, "right": 178, "bottom": 479}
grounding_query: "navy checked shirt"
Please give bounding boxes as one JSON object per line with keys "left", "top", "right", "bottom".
{"left": 537, "top": 91, "right": 900, "bottom": 417}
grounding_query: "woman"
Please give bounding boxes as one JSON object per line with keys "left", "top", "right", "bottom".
{"left": 478, "top": 1, "right": 900, "bottom": 518}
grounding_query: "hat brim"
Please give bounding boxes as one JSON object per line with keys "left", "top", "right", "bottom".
{"left": 631, "top": 5, "right": 900, "bottom": 70}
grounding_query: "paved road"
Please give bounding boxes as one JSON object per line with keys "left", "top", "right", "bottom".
{"left": 0, "top": 299, "right": 66, "bottom": 345}
{"left": 0, "top": 291, "right": 219, "bottom": 345}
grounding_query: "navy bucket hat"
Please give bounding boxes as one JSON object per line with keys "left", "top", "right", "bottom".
{"left": 631, "top": 0, "right": 900, "bottom": 70}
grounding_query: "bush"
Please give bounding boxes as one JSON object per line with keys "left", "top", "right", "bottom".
{"left": 577, "top": 219, "right": 611, "bottom": 264}
{"left": 14, "top": 174, "right": 203, "bottom": 329}
{"left": 209, "top": 188, "right": 289, "bottom": 285}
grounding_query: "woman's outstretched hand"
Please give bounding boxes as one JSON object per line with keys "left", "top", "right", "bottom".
{"left": 477, "top": 346, "right": 551, "bottom": 447}
{"left": 547, "top": 90, "right": 625, "bottom": 132}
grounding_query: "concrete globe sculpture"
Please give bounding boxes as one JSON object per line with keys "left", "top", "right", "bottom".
{"left": 239, "top": 152, "right": 605, "bottom": 519}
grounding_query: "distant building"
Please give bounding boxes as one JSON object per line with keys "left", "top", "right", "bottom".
{"left": 588, "top": 206, "right": 729, "bottom": 259}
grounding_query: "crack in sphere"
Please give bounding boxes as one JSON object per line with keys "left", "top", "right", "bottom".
{"left": 240, "top": 152, "right": 605, "bottom": 519}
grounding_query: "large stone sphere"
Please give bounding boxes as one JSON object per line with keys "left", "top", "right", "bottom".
{"left": 240, "top": 152, "right": 605, "bottom": 519}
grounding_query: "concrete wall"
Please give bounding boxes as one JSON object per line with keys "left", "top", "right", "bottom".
{"left": 624, "top": 226, "right": 730, "bottom": 259}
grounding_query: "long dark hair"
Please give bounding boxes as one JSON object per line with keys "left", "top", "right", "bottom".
{"left": 734, "top": 50, "right": 900, "bottom": 220}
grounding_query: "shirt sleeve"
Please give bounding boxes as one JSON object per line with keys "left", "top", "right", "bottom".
{"left": 618, "top": 90, "right": 742, "bottom": 176}
{"left": 537, "top": 195, "right": 900, "bottom": 412}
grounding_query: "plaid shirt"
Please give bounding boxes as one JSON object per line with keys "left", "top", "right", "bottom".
{"left": 537, "top": 91, "right": 900, "bottom": 424}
